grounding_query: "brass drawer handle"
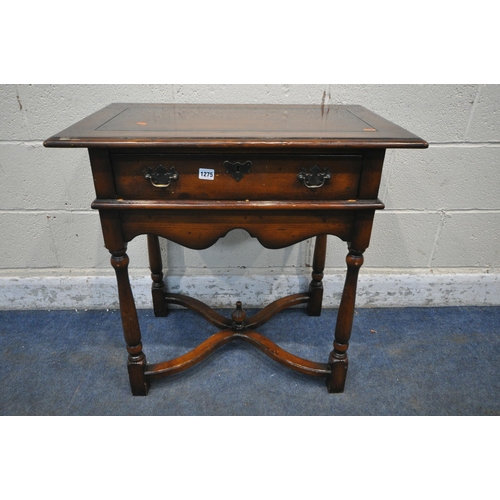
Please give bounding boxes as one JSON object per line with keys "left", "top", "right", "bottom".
{"left": 145, "top": 165, "right": 179, "bottom": 188}
{"left": 297, "top": 165, "right": 331, "bottom": 189}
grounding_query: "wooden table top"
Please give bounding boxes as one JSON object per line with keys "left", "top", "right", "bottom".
{"left": 44, "top": 103, "right": 428, "bottom": 149}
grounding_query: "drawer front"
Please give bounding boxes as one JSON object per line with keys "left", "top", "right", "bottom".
{"left": 111, "top": 153, "right": 362, "bottom": 201}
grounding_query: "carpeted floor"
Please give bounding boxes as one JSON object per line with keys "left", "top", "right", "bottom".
{"left": 1, "top": 306, "right": 498, "bottom": 415}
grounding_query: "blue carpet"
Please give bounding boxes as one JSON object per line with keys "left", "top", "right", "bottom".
{"left": 1, "top": 306, "right": 499, "bottom": 415}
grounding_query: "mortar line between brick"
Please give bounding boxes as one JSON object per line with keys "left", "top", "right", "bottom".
{"left": 1, "top": 208, "right": 500, "bottom": 215}
{"left": 428, "top": 210, "right": 445, "bottom": 267}
{"left": 428, "top": 142, "right": 500, "bottom": 147}
{"left": 15, "top": 85, "right": 33, "bottom": 140}
{"left": 0, "top": 140, "right": 44, "bottom": 146}
{"left": 464, "top": 84, "right": 483, "bottom": 140}
{"left": 382, "top": 209, "right": 500, "bottom": 214}
{"left": 0, "top": 210, "right": 93, "bottom": 214}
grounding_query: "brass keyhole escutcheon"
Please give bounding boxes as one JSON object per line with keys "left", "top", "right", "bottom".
{"left": 224, "top": 160, "right": 252, "bottom": 182}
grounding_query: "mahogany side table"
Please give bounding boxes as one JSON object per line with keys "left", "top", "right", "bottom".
{"left": 44, "top": 103, "right": 427, "bottom": 395}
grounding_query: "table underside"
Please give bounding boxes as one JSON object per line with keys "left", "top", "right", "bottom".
{"left": 101, "top": 201, "right": 379, "bottom": 394}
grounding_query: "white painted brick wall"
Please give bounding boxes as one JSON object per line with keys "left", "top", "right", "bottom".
{"left": 1, "top": 84, "right": 499, "bottom": 308}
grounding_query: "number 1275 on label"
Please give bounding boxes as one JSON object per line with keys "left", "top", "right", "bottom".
{"left": 199, "top": 168, "right": 215, "bottom": 180}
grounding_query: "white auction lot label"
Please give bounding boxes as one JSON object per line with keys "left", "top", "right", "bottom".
{"left": 199, "top": 168, "right": 215, "bottom": 180}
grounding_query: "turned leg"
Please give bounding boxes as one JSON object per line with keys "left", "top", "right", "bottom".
{"left": 147, "top": 234, "right": 168, "bottom": 317}
{"left": 111, "top": 248, "right": 150, "bottom": 396}
{"left": 326, "top": 248, "right": 364, "bottom": 393}
{"left": 308, "top": 234, "right": 328, "bottom": 316}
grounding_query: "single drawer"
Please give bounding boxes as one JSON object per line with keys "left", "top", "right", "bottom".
{"left": 111, "top": 153, "right": 363, "bottom": 201}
